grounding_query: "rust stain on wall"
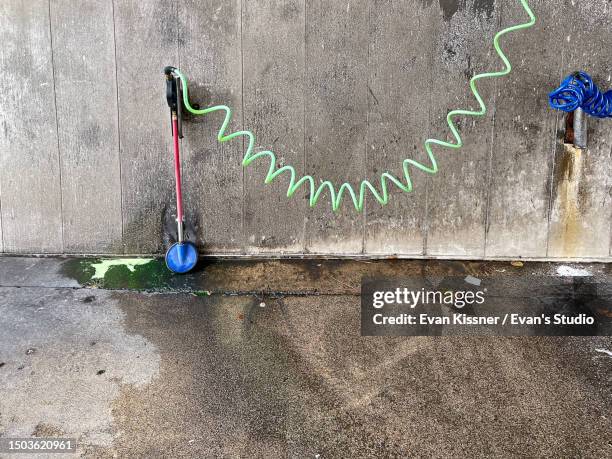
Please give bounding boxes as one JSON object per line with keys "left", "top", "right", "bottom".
{"left": 550, "top": 144, "right": 584, "bottom": 257}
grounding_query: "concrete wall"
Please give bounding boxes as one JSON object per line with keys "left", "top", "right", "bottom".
{"left": 0, "top": 0, "right": 610, "bottom": 260}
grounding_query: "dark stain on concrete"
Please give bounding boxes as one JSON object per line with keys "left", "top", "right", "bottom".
{"left": 32, "top": 422, "right": 65, "bottom": 437}
{"left": 61, "top": 258, "right": 97, "bottom": 285}
{"left": 427, "top": 0, "right": 493, "bottom": 21}
{"left": 100, "top": 288, "right": 612, "bottom": 457}
{"left": 58, "top": 258, "right": 611, "bottom": 321}
{"left": 156, "top": 5, "right": 178, "bottom": 47}
{"left": 110, "top": 293, "right": 251, "bottom": 457}
{"left": 280, "top": 1, "right": 300, "bottom": 21}
{"left": 444, "top": 43, "right": 457, "bottom": 61}
{"left": 439, "top": 0, "right": 462, "bottom": 21}
{"left": 120, "top": 207, "right": 162, "bottom": 255}
{"left": 473, "top": 0, "right": 495, "bottom": 18}
{"left": 464, "top": 55, "right": 474, "bottom": 80}
{"left": 80, "top": 123, "right": 102, "bottom": 148}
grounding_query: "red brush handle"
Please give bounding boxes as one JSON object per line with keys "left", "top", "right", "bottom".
{"left": 172, "top": 114, "right": 184, "bottom": 222}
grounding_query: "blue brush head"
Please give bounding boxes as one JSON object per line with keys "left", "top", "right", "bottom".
{"left": 165, "top": 242, "right": 198, "bottom": 274}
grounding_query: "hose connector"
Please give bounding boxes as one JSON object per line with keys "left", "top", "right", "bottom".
{"left": 164, "top": 66, "right": 183, "bottom": 138}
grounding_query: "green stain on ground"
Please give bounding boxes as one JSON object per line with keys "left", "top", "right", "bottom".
{"left": 62, "top": 258, "right": 98, "bottom": 285}
{"left": 91, "top": 258, "right": 154, "bottom": 279}
{"left": 61, "top": 257, "right": 190, "bottom": 292}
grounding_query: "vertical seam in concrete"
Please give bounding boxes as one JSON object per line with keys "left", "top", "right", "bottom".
{"left": 363, "top": 0, "right": 371, "bottom": 255}
{"left": 605, "top": 69, "right": 612, "bottom": 257}
{"left": 0, "top": 141, "right": 3, "bottom": 251}
{"left": 545, "top": 48, "right": 565, "bottom": 257}
{"left": 0, "top": 73, "right": 3, "bottom": 251}
{"left": 608, "top": 174, "right": 612, "bottom": 257}
{"left": 110, "top": 0, "right": 124, "bottom": 253}
{"left": 423, "top": 8, "right": 436, "bottom": 256}
{"left": 609, "top": 155, "right": 612, "bottom": 257}
{"left": 607, "top": 112, "right": 612, "bottom": 258}
{"left": 240, "top": 0, "right": 246, "bottom": 254}
{"left": 48, "top": 0, "right": 65, "bottom": 253}
{"left": 0, "top": 152, "right": 3, "bottom": 251}
{"left": 545, "top": 118, "right": 561, "bottom": 258}
{"left": 302, "top": 0, "right": 308, "bottom": 252}
{"left": 609, "top": 180, "right": 612, "bottom": 257}
{"left": 177, "top": 1, "right": 180, "bottom": 72}
{"left": 483, "top": 1, "right": 502, "bottom": 258}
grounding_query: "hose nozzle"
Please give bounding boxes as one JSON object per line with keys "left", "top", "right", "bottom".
{"left": 164, "top": 65, "right": 183, "bottom": 138}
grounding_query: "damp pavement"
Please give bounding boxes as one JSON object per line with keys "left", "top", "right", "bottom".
{"left": 0, "top": 256, "right": 611, "bottom": 458}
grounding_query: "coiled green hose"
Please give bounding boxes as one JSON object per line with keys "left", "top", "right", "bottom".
{"left": 174, "top": 0, "right": 536, "bottom": 212}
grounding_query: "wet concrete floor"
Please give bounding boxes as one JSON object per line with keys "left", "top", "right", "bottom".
{"left": 0, "top": 257, "right": 610, "bottom": 457}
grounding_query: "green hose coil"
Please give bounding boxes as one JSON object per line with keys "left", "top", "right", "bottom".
{"left": 174, "top": 0, "right": 536, "bottom": 212}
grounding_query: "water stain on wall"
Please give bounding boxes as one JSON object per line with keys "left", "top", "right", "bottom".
{"left": 550, "top": 144, "right": 584, "bottom": 257}
{"left": 439, "top": 0, "right": 462, "bottom": 21}
{"left": 421, "top": 0, "right": 495, "bottom": 21}
{"left": 473, "top": 0, "right": 495, "bottom": 18}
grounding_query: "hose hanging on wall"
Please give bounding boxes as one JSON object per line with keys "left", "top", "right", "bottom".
{"left": 549, "top": 71, "right": 612, "bottom": 118}
{"left": 168, "top": 0, "right": 536, "bottom": 212}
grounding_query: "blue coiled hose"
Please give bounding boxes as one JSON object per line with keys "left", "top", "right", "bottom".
{"left": 549, "top": 71, "right": 612, "bottom": 118}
